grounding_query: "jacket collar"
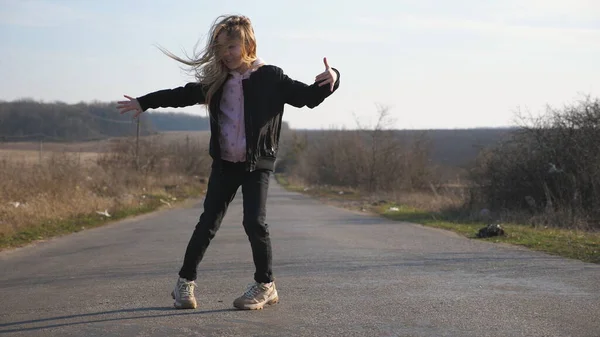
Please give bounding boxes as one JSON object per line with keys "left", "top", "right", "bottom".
{"left": 229, "top": 57, "right": 266, "bottom": 79}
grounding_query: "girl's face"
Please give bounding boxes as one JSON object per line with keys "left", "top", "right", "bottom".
{"left": 217, "top": 32, "right": 245, "bottom": 72}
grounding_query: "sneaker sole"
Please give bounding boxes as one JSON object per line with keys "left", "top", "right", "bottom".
{"left": 233, "top": 295, "right": 279, "bottom": 310}
{"left": 171, "top": 290, "right": 197, "bottom": 309}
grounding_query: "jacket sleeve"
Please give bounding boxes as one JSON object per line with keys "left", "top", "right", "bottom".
{"left": 136, "top": 82, "right": 206, "bottom": 111}
{"left": 279, "top": 67, "right": 340, "bottom": 109}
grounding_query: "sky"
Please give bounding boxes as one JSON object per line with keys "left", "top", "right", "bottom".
{"left": 1, "top": 0, "right": 599, "bottom": 130}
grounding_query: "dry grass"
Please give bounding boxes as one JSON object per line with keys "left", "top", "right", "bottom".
{"left": 0, "top": 149, "right": 101, "bottom": 167}
{"left": 386, "top": 186, "right": 467, "bottom": 213}
{"left": 0, "top": 154, "right": 202, "bottom": 238}
{"left": 0, "top": 132, "right": 212, "bottom": 247}
{"left": 145, "top": 130, "right": 211, "bottom": 143}
{"left": 280, "top": 174, "right": 466, "bottom": 213}
{"left": 0, "top": 139, "right": 113, "bottom": 153}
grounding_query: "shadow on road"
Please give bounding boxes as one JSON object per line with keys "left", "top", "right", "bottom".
{"left": 0, "top": 307, "right": 236, "bottom": 334}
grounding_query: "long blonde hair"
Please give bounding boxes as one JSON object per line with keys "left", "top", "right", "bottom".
{"left": 157, "top": 15, "right": 257, "bottom": 108}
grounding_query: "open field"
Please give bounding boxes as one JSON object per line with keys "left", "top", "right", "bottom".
{"left": 0, "top": 131, "right": 212, "bottom": 152}
{"left": 0, "top": 131, "right": 213, "bottom": 250}
{"left": 0, "top": 149, "right": 101, "bottom": 167}
{"left": 0, "top": 131, "right": 212, "bottom": 166}
{"left": 145, "top": 130, "right": 211, "bottom": 143}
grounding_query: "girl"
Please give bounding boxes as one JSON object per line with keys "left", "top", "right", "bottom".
{"left": 117, "top": 14, "right": 340, "bottom": 310}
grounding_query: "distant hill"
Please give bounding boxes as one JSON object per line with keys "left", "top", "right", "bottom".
{"left": 283, "top": 127, "right": 516, "bottom": 169}
{"left": 397, "top": 128, "right": 515, "bottom": 167}
{"left": 0, "top": 99, "right": 210, "bottom": 141}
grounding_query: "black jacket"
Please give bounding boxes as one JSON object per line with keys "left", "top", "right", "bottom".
{"left": 136, "top": 65, "right": 340, "bottom": 171}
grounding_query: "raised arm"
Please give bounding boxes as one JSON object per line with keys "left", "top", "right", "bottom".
{"left": 280, "top": 57, "right": 340, "bottom": 109}
{"left": 117, "top": 82, "right": 206, "bottom": 117}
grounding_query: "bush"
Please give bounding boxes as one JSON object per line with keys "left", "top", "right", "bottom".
{"left": 470, "top": 96, "right": 600, "bottom": 229}
{"left": 280, "top": 106, "right": 436, "bottom": 193}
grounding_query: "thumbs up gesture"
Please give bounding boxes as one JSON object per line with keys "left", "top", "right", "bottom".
{"left": 315, "top": 57, "right": 338, "bottom": 92}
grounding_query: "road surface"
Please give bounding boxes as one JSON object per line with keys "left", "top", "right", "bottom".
{"left": 1, "top": 179, "right": 599, "bottom": 336}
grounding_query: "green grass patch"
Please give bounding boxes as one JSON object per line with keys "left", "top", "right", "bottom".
{"left": 275, "top": 174, "right": 600, "bottom": 264}
{"left": 380, "top": 205, "right": 600, "bottom": 263}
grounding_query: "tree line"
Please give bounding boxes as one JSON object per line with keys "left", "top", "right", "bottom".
{"left": 0, "top": 99, "right": 211, "bottom": 141}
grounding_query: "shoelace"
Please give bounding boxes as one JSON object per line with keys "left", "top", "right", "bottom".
{"left": 243, "top": 283, "right": 263, "bottom": 298}
{"left": 178, "top": 281, "right": 195, "bottom": 298}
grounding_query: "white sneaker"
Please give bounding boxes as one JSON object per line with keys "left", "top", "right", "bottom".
{"left": 171, "top": 277, "right": 197, "bottom": 309}
{"left": 233, "top": 282, "right": 279, "bottom": 310}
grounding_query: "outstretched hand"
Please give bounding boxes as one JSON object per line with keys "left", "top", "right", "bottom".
{"left": 315, "top": 57, "right": 337, "bottom": 92}
{"left": 116, "top": 95, "right": 143, "bottom": 118}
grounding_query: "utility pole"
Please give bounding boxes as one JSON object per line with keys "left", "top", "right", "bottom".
{"left": 39, "top": 136, "right": 43, "bottom": 165}
{"left": 135, "top": 117, "right": 140, "bottom": 171}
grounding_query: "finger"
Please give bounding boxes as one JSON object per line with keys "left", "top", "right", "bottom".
{"left": 323, "top": 57, "right": 329, "bottom": 69}
{"left": 119, "top": 104, "right": 137, "bottom": 113}
{"left": 318, "top": 78, "right": 332, "bottom": 87}
{"left": 315, "top": 71, "right": 330, "bottom": 81}
{"left": 124, "top": 95, "right": 135, "bottom": 100}
{"left": 317, "top": 78, "right": 330, "bottom": 86}
{"left": 315, "top": 74, "right": 328, "bottom": 82}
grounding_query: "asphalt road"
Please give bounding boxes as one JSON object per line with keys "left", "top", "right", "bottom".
{"left": 1, "top": 179, "right": 599, "bottom": 337}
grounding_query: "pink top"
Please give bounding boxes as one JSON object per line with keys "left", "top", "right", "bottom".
{"left": 219, "top": 58, "right": 265, "bottom": 163}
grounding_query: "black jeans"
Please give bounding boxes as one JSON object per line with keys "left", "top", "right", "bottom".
{"left": 178, "top": 160, "right": 273, "bottom": 283}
